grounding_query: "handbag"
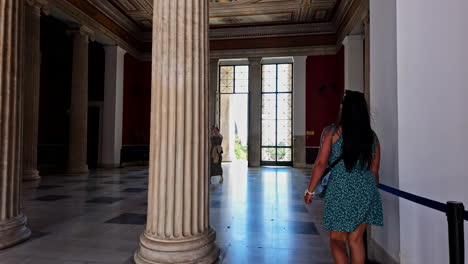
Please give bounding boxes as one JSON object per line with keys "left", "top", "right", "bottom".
{"left": 315, "top": 155, "right": 343, "bottom": 199}
{"left": 314, "top": 124, "right": 343, "bottom": 199}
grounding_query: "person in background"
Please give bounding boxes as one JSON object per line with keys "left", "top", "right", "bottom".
{"left": 210, "top": 126, "right": 224, "bottom": 183}
{"left": 304, "top": 91, "right": 383, "bottom": 264}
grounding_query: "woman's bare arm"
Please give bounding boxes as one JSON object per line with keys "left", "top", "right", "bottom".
{"left": 304, "top": 128, "right": 333, "bottom": 204}
{"left": 370, "top": 139, "right": 381, "bottom": 184}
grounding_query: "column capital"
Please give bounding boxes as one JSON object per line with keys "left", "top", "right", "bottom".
{"left": 69, "top": 25, "right": 95, "bottom": 42}
{"left": 26, "top": 0, "right": 49, "bottom": 15}
{"left": 342, "top": 34, "right": 364, "bottom": 46}
{"left": 104, "top": 45, "right": 127, "bottom": 56}
{"left": 248, "top": 57, "right": 262, "bottom": 66}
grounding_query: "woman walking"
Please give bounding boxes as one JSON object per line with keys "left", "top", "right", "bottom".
{"left": 304, "top": 91, "right": 383, "bottom": 264}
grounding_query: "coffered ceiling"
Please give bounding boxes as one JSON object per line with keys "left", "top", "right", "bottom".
{"left": 209, "top": 0, "right": 341, "bottom": 27}
{"left": 51, "top": 0, "right": 366, "bottom": 58}
{"left": 79, "top": 0, "right": 348, "bottom": 35}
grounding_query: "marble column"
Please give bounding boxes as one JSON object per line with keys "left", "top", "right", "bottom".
{"left": 220, "top": 93, "right": 233, "bottom": 162}
{"left": 209, "top": 59, "right": 219, "bottom": 130}
{"left": 343, "top": 35, "right": 364, "bottom": 92}
{"left": 0, "top": 0, "right": 32, "bottom": 249}
{"left": 134, "top": 0, "right": 219, "bottom": 263}
{"left": 22, "top": 0, "right": 48, "bottom": 181}
{"left": 248, "top": 57, "right": 262, "bottom": 167}
{"left": 101, "top": 46, "right": 126, "bottom": 168}
{"left": 292, "top": 56, "right": 307, "bottom": 168}
{"left": 68, "top": 26, "right": 93, "bottom": 174}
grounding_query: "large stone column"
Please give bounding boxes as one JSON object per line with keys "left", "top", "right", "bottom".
{"left": 209, "top": 59, "right": 219, "bottom": 130}
{"left": 22, "top": 0, "right": 48, "bottom": 181}
{"left": 134, "top": 0, "right": 219, "bottom": 263}
{"left": 292, "top": 56, "right": 307, "bottom": 168}
{"left": 248, "top": 57, "right": 262, "bottom": 167}
{"left": 101, "top": 45, "right": 126, "bottom": 168}
{"left": 220, "top": 93, "right": 233, "bottom": 162}
{"left": 0, "top": 0, "right": 32, "bottom": 249}
{"left": 68, "top": 26, "right": 93, "bottom": 174}
{"left": 343, "top": 35, "right": 364, "bottom": 92}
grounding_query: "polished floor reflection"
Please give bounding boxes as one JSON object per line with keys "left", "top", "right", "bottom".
{"left": 0, "top": 162, "right": 332, "bottom": 264}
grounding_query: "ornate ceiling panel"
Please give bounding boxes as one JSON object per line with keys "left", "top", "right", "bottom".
{"left": 209, "top": 0, "right": 340, "bottom": 26}
{"left": 51, "top": 0, "right": 361, "bottom": 57}
{"left": 83, "top": 0, "right": 341, "bottom": 31}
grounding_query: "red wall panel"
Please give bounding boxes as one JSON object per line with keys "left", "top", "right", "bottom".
{"left": 305, "top": 47, "right": 345, "bottom": 147}
{"left": 122, "top": 54, "right": 151, "bottom": 145}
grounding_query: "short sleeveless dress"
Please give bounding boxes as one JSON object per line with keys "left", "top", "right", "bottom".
{"left": 323, "top": 127, "right": 384, "bottom": 232}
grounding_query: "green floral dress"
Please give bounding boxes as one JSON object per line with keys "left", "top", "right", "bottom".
{"left": 323, "top": 127, "right": 384, "bottom": 232}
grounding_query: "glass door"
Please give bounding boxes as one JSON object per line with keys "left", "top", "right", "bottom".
{"left": 218, "top": 65, "right": 249, "bottom": 162}
{"left": 261, "top": 63, "right": 293, "bottom": 166}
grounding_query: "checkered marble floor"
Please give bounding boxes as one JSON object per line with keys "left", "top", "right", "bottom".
{"left": 0, "top": 162, "right": 333, "bottom": 264}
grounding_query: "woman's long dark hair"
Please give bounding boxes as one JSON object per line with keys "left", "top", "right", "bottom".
{"left": 339, "top": 91, "right": 373, "bottom": 171}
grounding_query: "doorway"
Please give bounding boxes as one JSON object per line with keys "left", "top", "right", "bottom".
{"left": 261, "top": 63, "right": 293, "bottom": 166}
{"left": 218, "top": 65, "right": 249, "bottom": 163}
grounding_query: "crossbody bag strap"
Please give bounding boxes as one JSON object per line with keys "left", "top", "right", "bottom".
{"left": 328, "top": 124, "right": 343, "bottom": 170}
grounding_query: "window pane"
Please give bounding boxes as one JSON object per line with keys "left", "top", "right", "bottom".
{"left": 277, "top": 93, "right": 292, "bottom": 120}
{"left": 277, "top": 120, "right": 292, "bottom": 146}
{"left": 262, "top": 148, "right": 276, "bottom": 162}
{"left": 262, "top": 120, "right": 276, "bottom": 146}
{"left": 235, "top": 66, "right": 249, "bottom": 93}
{"left": 220, "top": 66, "right": 234, "bottom": 93}
{"left": 262, "top": 65, "right": 276, "bottom": 92}
{"left": 277, "top": 148, "right": 292, "bottom": 162}
{"left": 262, "top": 94, "right": 276, "bottom": 120}
{"left": 277, "top": 64, "right": 292, "bottom": 92}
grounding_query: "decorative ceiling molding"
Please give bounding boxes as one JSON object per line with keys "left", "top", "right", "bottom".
{"left": 48, "top": 0, "right": 144, "bottom": 59}
{"left": 46, "top": 0, "right": 361, "bottom": 58}
{"left": 209, "top": 22, "right": 336, "bottom": 40}
{"left": 107, "top": 0, "right": 153, "bottom": 30}
{"left": 210, "top": 45, "right": 337, "bottom": 59}
{"left": 209, "top": 0, "right": 260, "bottom": 5}
{"left": 332, "top": 0, "right": 352, "bottom": 24}
{"left": 210, "top": 34, "right": 336, "bottom": 50}
{"left": 209, "top": 0, "right": 338, "bottom": 26}
{"left": 84, "top": 0, "right": 142, "bottom": 38}
{"left": 336, "top": 0, "right": 368, "bottom": 45}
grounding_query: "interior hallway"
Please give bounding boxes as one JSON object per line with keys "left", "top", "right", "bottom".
{"left": 0, "top": 163, "right": 332, "bottom": 264}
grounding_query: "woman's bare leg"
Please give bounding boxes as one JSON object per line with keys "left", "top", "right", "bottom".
{"left": 348, "top": 224, "right": 367, "bottom": 264}
{"left": 330, "top": 231, "right": 348, "bottom": 264}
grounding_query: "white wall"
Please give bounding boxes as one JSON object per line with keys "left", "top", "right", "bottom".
{"left": 396, "top": 0, "right": 468, "bottom": 263}
{"left": 369, "top": 0, "right": 400, "bottom": 262}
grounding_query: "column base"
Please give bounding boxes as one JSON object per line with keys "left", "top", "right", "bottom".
{"left": 0, "top": 214, "right": 31, "bottom": 249}
{"left": 22, "top": 169, "right": 40, "bottom": 181}
{"left": 134, "top": 228, "right": 220, "bottom": 264}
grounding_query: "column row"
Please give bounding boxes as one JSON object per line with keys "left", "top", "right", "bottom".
{"left": 22, "top": 1, "right": 126, "bottom": 179}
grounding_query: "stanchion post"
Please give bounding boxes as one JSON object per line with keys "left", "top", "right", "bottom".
{"left": 447, "top": 201, "right": 465, "bottom": 264}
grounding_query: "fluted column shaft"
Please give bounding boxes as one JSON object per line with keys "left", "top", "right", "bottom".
{"left": 134, "top": 0, "right": 219, "bottom": 263}
{"left": 209, "top": 59, "right": 218, "bottom": 130}
{"left": 68, "top": 26, "right": 92, "bottom": 174}
{"left": 0, "top": 0, "right": 31, "bottom": 249}
{"left": 22, "top": 0, "right": 48, "bottom": 181}
{"left": 248, "top": 57, "right": 262, "bottom": 167}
